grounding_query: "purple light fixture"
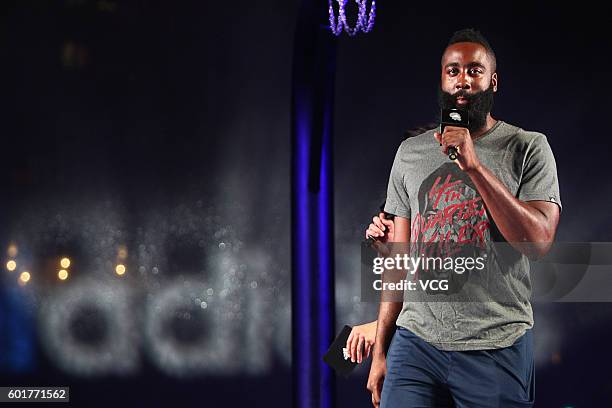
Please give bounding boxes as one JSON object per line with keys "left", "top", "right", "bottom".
{"left": 328, "top": 0, "right": 376, "bottom": 36}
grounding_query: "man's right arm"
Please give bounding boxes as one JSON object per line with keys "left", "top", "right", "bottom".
{"left": 367, "top": 215, "right": 410, "bottom": 407}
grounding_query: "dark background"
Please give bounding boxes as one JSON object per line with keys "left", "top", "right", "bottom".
{"left": 0, "top": 0, "right": 611, "bottom": 406}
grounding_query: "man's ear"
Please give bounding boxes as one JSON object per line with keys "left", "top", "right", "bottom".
{"left": 491, "top": 72, "right": 498, "bottom": 92}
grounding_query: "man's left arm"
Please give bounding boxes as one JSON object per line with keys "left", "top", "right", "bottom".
{"left": 436, "top": 127, "right": 561, "bottom": 259}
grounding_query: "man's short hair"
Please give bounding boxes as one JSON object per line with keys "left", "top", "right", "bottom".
{"left": 446, "top": 28, "right": 497, "bottom": 72}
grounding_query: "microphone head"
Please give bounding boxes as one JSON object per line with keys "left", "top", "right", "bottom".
{"left": 440, "top": 108, "right": 469, "bottom": 133}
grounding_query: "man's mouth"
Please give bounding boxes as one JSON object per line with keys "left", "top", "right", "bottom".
{"left": 456, "top": 96, "right": 469, "bottom": 105}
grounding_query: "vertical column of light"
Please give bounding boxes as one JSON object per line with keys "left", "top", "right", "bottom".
{"left": 291, "top": 0, "right": 337, "bottom": 407}
{"left": 317, "top": 71, "right": 335, "bottom": 408}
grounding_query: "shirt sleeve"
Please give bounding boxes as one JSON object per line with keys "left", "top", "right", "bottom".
{"left": 383, "top": 142, "right": 411, "bottom": 218}
{"left": 517, "top": 133, "right": 562, "bottom": 212}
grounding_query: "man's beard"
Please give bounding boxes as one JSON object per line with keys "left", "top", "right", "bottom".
{"left": 437, "top": 84, "right": 495, "bottom": 133}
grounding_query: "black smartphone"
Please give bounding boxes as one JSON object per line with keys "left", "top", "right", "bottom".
{"left": 322, "top": 325, "right": 358, "bottom": 376}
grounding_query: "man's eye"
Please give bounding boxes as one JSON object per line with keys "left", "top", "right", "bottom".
{"left": 470, "top": 69, "right": 482, "bottom": 75}
{"left": 447, "top": 68, "right": 458, "bottom": 75}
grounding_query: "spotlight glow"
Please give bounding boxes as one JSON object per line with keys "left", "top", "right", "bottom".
{"left": 19, "top": 271, "right": 31, "bottom": 284}
{"left": 58, "top": 269, "right": 69, "bottom": 281}
{"left": 118, "top": 246, "right": 128, "bottom": 260}
{"left": 60, "top": 258, "right": 71, "bottom": 268}
{"left": 7, "top": 244, "right": 18, "bottom": 258}
{"left": 115, "top": 264, "right": 126, "bottom": 276}
{"left": 6, "top": 260, "right": 17, "bottom": 271}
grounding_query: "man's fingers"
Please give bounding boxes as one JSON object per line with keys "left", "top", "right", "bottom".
{"left": 346, "top": 331, "right": 354, "bottom": 362}
{"left": 373, "top": 216, "right": 386, "bottom": 232}
{"left": 380, "top": 217, "right": 393, "bottom": 228}
{"left": 443, "top": 143, "right": 450, "bottom": 155}
{"left": 433, "top": 132, "right": 441, "bottom": 144}
{"left": 365, "top": 342, "right": 372, "bottom": 359}
{"left": 346, "top": 330, "right": 354, "bottom": 351}
{"left": 441, "top": 140, "right": 457, "bottom": 155}
{"left": 367, "top": 223, "right": 384, "bottom": 238}
{"left": 440, "top": 132, "right": 463, "bottom": 153}
{"left": 372, "top": 385, "right": 382, "bottom": 408}
{"left": 356, "top": 335, "right": 365, "bottom": 363}
{"left": 368, "top": 224, "right": 384, "bottom": 236}
{"left": 349, "top": 333, "right": 357, "bottom": 363}
{"left": 438, "top": 133, "right": 448, "bottom": 153}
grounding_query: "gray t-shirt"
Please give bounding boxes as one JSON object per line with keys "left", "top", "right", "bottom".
{"left": 384, "top": 120, "right": 562, "bottom": 351}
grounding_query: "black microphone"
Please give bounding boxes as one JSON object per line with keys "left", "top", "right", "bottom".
{"left": 364, "top": 234, "right": 377, "bottom": 247}
{"left": 440, "top": 108, "right": 469, "bottom": 161}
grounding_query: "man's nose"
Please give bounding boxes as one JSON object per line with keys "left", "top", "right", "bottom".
{"left": 455, "top": 72, "right": 471, "bottom": 91}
